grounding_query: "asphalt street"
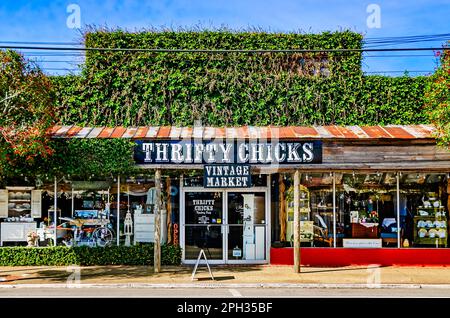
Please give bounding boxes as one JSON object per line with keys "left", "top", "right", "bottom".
{"left": 1, "top": 287, "right": 450, "bottom": 297}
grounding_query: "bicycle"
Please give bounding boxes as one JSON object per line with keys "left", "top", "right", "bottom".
{"left": 56, "top": 217, "right": 115, "bottom": 247}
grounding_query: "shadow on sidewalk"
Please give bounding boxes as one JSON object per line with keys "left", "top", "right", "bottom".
{"left": 1, "top": 265, "right": 262, "bottom": 283}
{"left": 297, "top": 265, "right": 391, "bottom": 274}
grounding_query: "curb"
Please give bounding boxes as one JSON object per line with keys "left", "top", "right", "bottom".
{"left": 2, "top": 283, "right": 450, "bottom": 289}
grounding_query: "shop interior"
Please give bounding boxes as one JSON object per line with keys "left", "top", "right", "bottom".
{"left": 282, "top": 172, "right": 449, "bottom": 248}
{"left": 0, "top": 175, "right": 180, "bottom": 247}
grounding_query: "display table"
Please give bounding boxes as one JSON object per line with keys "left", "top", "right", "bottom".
{"left": 351, "top": 222, "right": 379, "bottom": 238}
{"left": 1, "top": 222, "right": 37, "bottom": 246}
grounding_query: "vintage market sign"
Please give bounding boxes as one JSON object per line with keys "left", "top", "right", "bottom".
{"left": 134, "top": 140, "right": 322, "bottom": 165}
{"left": 204, "top": 164, "right": 251, "bottom": 188}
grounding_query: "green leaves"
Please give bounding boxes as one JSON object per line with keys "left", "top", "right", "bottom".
{"left": 50, "top": 30, "right": 429, "bottom": 129}
{"left": 0, "top": 244, "right": 182, "bottom": 266}
{"left": 424, "top": 47, "right": 450, "bottom": 148}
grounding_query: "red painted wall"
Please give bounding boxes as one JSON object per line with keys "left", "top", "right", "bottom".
{"left": 271, "top": 247, "right": 450, "bottom": 266}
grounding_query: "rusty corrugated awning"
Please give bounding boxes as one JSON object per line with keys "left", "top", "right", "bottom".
{"left": 47, "top": 124, "right": 436, "bottom": 140}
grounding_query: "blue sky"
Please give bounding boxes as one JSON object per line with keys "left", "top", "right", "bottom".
{"left": 0, "top": 0, "right": 449, "bottom": 75}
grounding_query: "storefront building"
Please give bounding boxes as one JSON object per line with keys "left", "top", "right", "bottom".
{"left": 1, "top": 124, "right": 450, "bottom": 266}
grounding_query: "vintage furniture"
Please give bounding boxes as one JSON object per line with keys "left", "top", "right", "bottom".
{"left": 1, "top": 222, "right": 37, "bottom": 246}
{"left": 351, "top": 222, "right": 379, "bottom": 238}
{"left": 0, "top": 187, "right": 42, "bottom": 219}
{"left": 133, "top": 209, "right": 155, "bottom": 243}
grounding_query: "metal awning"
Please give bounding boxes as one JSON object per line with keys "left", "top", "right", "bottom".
{"left": 48, "top": 124, "right": 436, "bottom": 140}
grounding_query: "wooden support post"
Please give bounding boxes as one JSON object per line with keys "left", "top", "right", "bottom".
{"left": 116, "top": 175, "right": 120, "bottom": 246}
{"left": 154, "top": 169, "right": 162, "bottom": 273}
{"left": 279, "top": 174, "right": 286, "bottom": 242}
{"left": 54, "top": 177, "right": 58, "bottom": 246}
{"left": 447, "top": 178, "right": 450, "bottom": 217}
{"left": 293, "top": 170, "right": 301, "bottom": 273}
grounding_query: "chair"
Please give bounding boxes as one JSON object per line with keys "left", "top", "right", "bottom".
{"left": 313, "top": 215, "right": 334, "bottom": 247}
{"left": 381, "top": 218, "right": 398, "bottom": 246}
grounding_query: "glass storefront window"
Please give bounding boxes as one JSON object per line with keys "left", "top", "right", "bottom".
{"left": 279, "top": 171, "right": 450, "bottom": 249}
{"left": 336, "top": 173, "right": 397, "bottom": 247}
{"left": 285, "top": 173, "right": 334, "bottom": 247}
{"left": 400, "top": 173, "right": 448, "bottom": 248}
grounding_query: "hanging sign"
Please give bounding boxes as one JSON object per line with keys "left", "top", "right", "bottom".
{"left": 203, "top": 164, "right": 251, "bottom": 188}
{"left": 134, "top": 140, "right": 322, "bottom": 165}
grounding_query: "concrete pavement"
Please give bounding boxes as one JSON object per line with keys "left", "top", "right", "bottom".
{"left": 2, "top": 286, "right": 450, "bottom": 297}
{"left": 1, "top": 265, "right": 450, "bottom": 286}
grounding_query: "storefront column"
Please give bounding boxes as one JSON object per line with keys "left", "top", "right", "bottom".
{"left": 54, "top": 176, "right": 58, "bottom": 246}
{"left": 278, "top": 174, "right": 286, "bottom": 242}
{"left": 116, "top": 175, "right": 120, "bottom": 246}
{"left": 396, "top": 172, "right": 401, "bottom": 248}
{"left": 293, "top": 170, "right": 301, "bottom": 273}
{"left": 154, "top": 169, "right": 162, "bottom": 273}
{"left": 71, "top": 186, "right": 74, "bottom": 218}
{"left": 332, "top": 172, "right": 336, "bottom": 248}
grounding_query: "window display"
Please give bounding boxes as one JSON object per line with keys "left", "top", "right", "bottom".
{"left": 336, "top": 173, "right": 397, "bottom": 247}
{"left": 285, "top": 173, "right": 334, "bottom": 247}
{"left": 279, "top": 172, "right": 449, "bottom": 249}
{"left": 401, "top": 173, "right": 448, "bottom": 248}
{"left": 0, "top": 187, "right": 41, "bottom": 246}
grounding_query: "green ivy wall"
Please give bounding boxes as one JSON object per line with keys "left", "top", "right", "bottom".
{"left": 52, "top": 30, "right": 429, "bottom": 127}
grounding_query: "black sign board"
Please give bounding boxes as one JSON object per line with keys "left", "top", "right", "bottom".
{"left": 185, "top": 192, "right": 223, "bottom": 224}
{"left": 203, "top": 164, "right": 252, "bottom": 188}
{"left": 134, "top": 140, "right": 322, "bottom": 165}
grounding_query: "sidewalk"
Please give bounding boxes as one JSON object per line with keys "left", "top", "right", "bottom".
{"left": 2, "top": 265, "right": 450, "bottom": 286}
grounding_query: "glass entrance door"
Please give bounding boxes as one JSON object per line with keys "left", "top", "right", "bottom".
{"left": 184, "top": 191, "right": 224, "bottom": 261}
{"left": 227, "top": 192, "right": 267, "bottom": 262}
{"left": 182, "top": 189, "right": 269, "bottom": 264}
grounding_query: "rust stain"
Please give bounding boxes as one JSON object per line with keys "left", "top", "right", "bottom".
{"left": 292, "top": 126, "right": 319, "bottom": 138}
{"left": 97, "top": 127, "right": 115, "bottom": 138}
{"left": 383, "top": 126, "right": 415, "bottom": 139}
{"left": 361, "top": 126, "right": 392, "bottom": 138}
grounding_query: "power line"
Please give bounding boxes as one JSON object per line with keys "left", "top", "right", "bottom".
{"left": 364, "top": 70, "right": 432, "bottom": 74}
{"left": 0, "top": 41, "right": 81, "bottom": 45}
{"left": 1, "top": 45, "right": 449, "bottom": 53}
{"left": 0, "top": 32, "right": 448, "bottom": 46}
{"left": 363, "top": 54, "right": 435, "bottom": 58}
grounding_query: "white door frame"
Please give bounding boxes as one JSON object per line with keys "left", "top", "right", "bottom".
{"left": 180, "top": 175, "right": 271, "bottom": 265}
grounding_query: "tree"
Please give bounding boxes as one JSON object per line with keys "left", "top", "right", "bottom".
{"left": 0, "top": 50, "right": 56, "bottom": 170}
{"left": 425, "top": 45, "right": 450, "bottom": 148}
